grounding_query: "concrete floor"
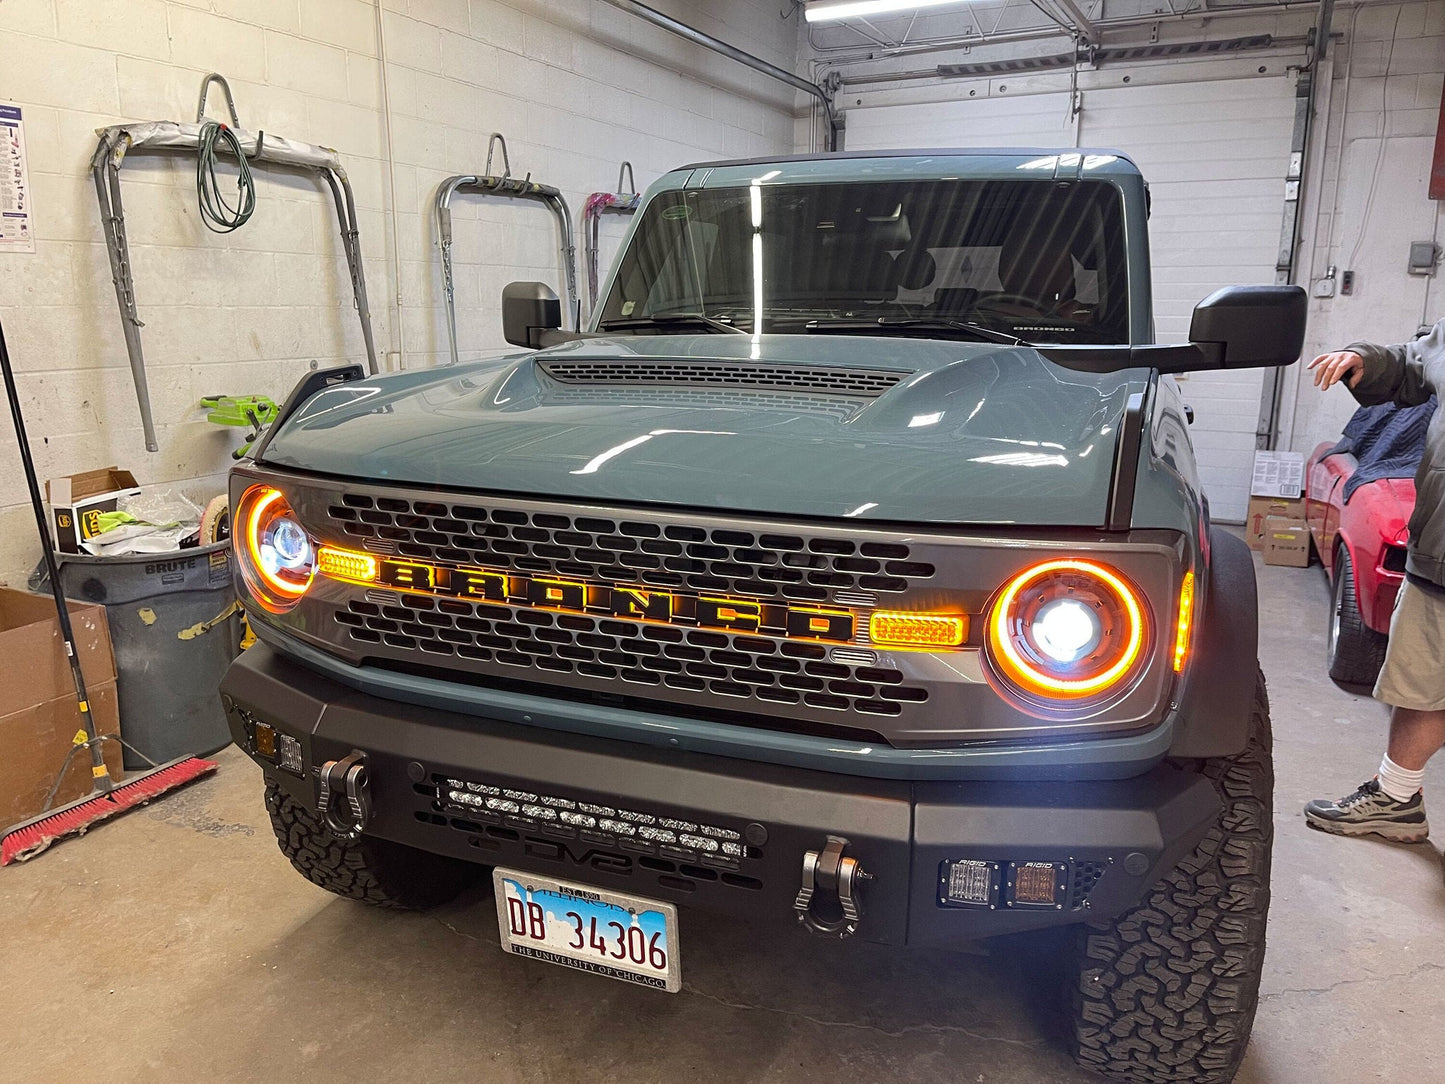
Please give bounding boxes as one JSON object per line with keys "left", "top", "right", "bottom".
{"left": 3, "top": 553, "right": 1444, "bottom": 1083}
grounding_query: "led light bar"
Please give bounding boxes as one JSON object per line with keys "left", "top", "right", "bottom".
{"left": 317, "top": 546, "right": 378, "bottom": 583}
{"left": 869, "top": 611, "right": 967, "bottom": 648}
{"left": 440, "top": 778, "right": 747, "bottom": 860}
{"left": 806, "top": 0, "right": 972, "bottom": 24}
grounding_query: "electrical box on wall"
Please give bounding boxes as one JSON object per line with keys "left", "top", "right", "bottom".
{"left": 1407, "top": 242, "right": 1440, "bottom": 276}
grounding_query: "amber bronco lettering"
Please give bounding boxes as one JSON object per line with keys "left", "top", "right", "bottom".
{"left": 318, "top": 547, "right": 856, "bottom": 643}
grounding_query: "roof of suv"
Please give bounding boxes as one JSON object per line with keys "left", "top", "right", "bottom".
{"left": 674, "top": 148, "right": 1143, "bottom": 178}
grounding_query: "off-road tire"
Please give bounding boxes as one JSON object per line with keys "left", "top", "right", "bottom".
{"left": 1327, "top": 549, "right": 1388, "bottom": 687}
{"left": 265, "top": 783, "right": 482, "bottom": 910}
{"left": 1067, "top": 669, "right": 1273, "bottom": 1083}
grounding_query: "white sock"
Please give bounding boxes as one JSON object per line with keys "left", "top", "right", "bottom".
{"left": 1378, "top": 754, "right": 1425, "bottom": 803}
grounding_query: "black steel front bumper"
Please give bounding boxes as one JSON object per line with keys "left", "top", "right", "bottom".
{"left": 222, "top": 643, "right": 1222, "bottom": 947}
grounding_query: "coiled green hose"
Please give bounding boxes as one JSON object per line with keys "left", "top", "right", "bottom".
{"left": 196, "top": 120, "right": 255, "bottom": 233}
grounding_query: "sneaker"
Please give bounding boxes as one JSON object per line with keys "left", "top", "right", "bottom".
{"left": 1304, "top": 778, "right": 1430, "bottom": 842}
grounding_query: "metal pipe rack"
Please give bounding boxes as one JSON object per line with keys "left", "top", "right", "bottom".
{"left": 434, "top": 133, "right": 578, "bottom": 366}
{"left": 582, "top": 161, "right": 641, "bottom": 314}
{"left": 91, "top": 73, "right": 378, "bottom": 452}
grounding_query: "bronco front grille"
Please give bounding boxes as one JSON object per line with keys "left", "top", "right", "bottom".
{"left": 539, "top": 359, "right": 908, "bottom": 396}
{"left": 325, "top": 496, "right": 935, "bottom": 604}
{"left": 335, "top": 595, "right": 928, "bottom": 718}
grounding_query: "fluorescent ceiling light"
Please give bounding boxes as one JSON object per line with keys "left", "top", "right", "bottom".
{"left": 805, "top": 0, "right": 972, "bottom": 23}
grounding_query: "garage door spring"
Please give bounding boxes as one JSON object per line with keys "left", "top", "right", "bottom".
{"left": 196, "top": 120, "right": 256, "bottom": 233}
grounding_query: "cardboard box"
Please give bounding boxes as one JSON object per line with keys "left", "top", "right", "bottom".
{"left": 1246, "top": 495, "right": 1307, "bottom": 551}
{"left": 45, "top": 467, "right": 141, "bottom": 553}
{"left": 0, "top": 588, "right": 122, "bottom": 828}
{"left": 1250, "top": 450, "right": 1306, "bottom": 499}
{"left": 1262, "top": 515, "right": 1311, "bottom": 568}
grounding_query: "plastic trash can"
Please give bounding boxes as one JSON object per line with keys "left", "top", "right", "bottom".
{"left": 37, "top": 542, "right": 243, "bottom": 769}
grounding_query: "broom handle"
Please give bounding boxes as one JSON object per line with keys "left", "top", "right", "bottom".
{"left": 0, "top": 316, "right": 109, "bottom": 788}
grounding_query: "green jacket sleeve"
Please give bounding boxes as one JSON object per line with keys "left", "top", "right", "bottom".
{"left": 1345, "top": 328, "right": 1439, "bottom": 408}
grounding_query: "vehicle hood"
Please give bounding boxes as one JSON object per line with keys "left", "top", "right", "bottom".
{"left": 259, "top": 336, "right": 1146, "bottom": 525}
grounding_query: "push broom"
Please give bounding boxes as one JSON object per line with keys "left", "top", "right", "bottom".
{"left": 0, "top": 314, "right": 217, "bottom": 866}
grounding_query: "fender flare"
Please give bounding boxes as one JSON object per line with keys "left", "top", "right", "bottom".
{"left": 1167, "top": 525, "right": 1258, "bottom": 758}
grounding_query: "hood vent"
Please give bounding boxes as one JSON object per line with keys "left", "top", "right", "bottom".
{"left": 540, "top": 359, "right": 910, "bottom": 397}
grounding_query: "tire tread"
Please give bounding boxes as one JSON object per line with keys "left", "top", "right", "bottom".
{"left": 1068, "top": 670, "right": 1273, "bottom": 1083}
{"left": 264, "top": 783, "right": 479, "bottom": 911}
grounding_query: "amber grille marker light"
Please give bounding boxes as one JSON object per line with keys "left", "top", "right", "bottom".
{"left": 318, "top": 546, "right": 378, "bottom": 583}
{"left": 1173, "top": 571, "right": 1195, "bottom": 672}
{"left": 869, "top": 611, "right": 967, "bottom": 648}
{"left": 987, "top": 558, "right": 1147, "bottom": 700}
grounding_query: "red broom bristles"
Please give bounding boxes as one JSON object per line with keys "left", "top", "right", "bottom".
{"left": 1, "top": 757, "right": 218, "bottom": 866}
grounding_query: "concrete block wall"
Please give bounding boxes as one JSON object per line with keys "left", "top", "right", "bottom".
{"left": 0, "top": 0, "right": 804, "bottom": 586}
{"left": 1283, "top": 0, "right": 1445, "bottom": 457}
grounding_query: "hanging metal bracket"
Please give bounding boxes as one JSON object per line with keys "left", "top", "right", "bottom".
{"left": 435, "top": 133, "right": 579, "bottom": 365}
{"left": 92, "top": 73, "right": 379, "bottom": 452}
{"left": 582, "top": 160, "right": 643, "bottom": 314}
{"left": 196, "top": 72, "right": 241, "bottom": 127}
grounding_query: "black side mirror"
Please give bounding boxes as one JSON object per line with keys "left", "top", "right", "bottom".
{"left": 502, "top": 281, "right": 561, "bottom": 349}
{"left": 1185, "top": 284, "right": 1307, "bottom": 369}
{"left": 1036, "top": 283, "right": 1307, "bottom": 375}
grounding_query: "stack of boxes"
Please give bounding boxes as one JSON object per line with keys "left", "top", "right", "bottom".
{"left": 1247, "top": 451, "right": 1310, "bottom": 567}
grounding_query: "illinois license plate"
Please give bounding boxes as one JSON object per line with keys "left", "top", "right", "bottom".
{"left": 492, "top": 868, "right": 681, "bottom": 992}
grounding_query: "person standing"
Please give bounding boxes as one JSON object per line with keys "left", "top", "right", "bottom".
{"left": 1303, "top": 324, "right": 1445, "bottom": 842}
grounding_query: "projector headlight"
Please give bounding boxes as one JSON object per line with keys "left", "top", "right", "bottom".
{"left": 985, "top": 558, "right": 1150, "bottom": 707}
{"left": 235, "top": 485, "right": 315, "bottom": 613}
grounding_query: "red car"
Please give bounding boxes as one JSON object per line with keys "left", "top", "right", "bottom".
{"left": 1305, "top": 443, "right": 1415, "bottom": 685}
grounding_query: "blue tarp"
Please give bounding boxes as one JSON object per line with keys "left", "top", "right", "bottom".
{"left": 1326, "top": 396, "right": 1437, "bottom": 503}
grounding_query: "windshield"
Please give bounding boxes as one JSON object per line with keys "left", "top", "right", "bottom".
{"left": 596, "top": 178, "right": 1130, "bottom": 344}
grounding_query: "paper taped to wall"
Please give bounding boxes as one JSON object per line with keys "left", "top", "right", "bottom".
{"left": 0, "top": 102, "right": 35, "bottom": 253}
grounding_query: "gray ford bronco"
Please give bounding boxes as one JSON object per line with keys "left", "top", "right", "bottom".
{"left": 221, "top": 150, "right": 1305, "bottom": 1083}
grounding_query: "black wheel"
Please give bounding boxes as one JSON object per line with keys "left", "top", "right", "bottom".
{"left": 1067, "top": 670, "right": 1273, "bottom": 1083}
{"left": 1327, "top": 547, "right": 1388, "bottom": 687}
{"left": 265, "top": 783, "right": 484, "bottom": 910}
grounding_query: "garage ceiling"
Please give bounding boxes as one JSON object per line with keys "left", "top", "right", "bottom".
{"left": 804, "top": 0, "right": 1342, "bottom": 59}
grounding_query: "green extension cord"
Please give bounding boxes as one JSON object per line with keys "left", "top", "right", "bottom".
{"left": 196, "top": 120, "right": 255, "bottom": 233}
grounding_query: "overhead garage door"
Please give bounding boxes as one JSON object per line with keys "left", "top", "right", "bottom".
{"left": 845, "top": 72, "right": 1298, "bottom": 522}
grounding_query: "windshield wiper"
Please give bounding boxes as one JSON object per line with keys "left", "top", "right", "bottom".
{"left": 804, "top": 317, "right": 1030, "bottom": 347}
{"left": 598, "top": 314, "right": 747, "bottom": 335}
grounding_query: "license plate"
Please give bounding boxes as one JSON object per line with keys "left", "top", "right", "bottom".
{"left": 492, "top": 868, "right": 681, "bottom": 992}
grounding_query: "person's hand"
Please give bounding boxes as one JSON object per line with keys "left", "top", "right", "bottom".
{"left": 1308, "top": 350, "right": 1365, "bottom": 390}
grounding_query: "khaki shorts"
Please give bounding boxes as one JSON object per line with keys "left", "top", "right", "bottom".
{"left": 1374, "top": 578, "right": 1445, "bottom": 711}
